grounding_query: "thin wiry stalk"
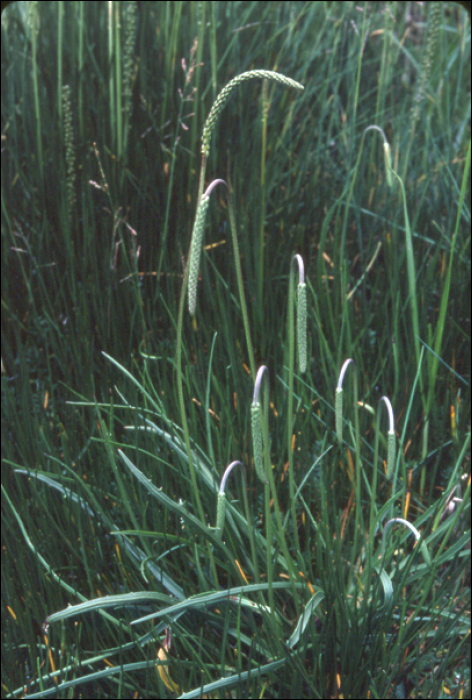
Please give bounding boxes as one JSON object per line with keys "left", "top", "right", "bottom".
{"left": 253, "top": 366, "right": 302, "bottom": 616}
{"left": 372, "top": 396, "right": 396, "bottom": 536}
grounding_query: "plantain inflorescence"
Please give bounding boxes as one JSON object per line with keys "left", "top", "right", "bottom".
{"left": 201, "top": 70, "right": 304, "bottom": 158}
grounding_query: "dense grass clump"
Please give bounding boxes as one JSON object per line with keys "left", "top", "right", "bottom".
{"left": 2, "top": 2, "right": 470, "bottom": 698}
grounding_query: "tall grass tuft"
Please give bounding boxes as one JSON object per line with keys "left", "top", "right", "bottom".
{"left": 1, "top": 4, "right": 470, "bottom": 698}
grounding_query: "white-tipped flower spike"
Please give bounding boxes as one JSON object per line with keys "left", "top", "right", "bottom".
{"left": 252, "top": 366, "right": 269, "bottom": 484}
{"left": 382, "top": 517, "right": 432, "bottom": 568}
{"left": 335, "top": 358, "right": 356, "bottom": 445}
{"left": 214, "top": 460, "right": 245, "bottom": 539}
{"left": 293, "top": 255, "right": 307, "bottom": 374}
{"left": 378, "top": 396, "right": 396, "bottom": 479}
{"left": 202, "top": 70, "right": 304, "bottom": 159}
{"left": 363, "top": 125, "right": 393, "bottom": 188}
{"left": 188, "top": 179, "right": 227, "bottom": 316}
{"left": 335, "top": 388, "right": 343, "bottom": 444}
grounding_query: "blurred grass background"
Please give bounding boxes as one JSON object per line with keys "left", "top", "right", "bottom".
{"left": 1, "top": 1, "right": 470, "bottom": 698}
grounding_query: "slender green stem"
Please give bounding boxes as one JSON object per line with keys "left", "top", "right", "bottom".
{"left": 372, "top": 396, "right": 396, "bottom": 537}
{"left": 253, "top": 366, "right": 301, "bottom": 617}
{"left": 336, "top": 359, "right": 362, "bottom": 574}
{"left": 175, "top": 247, "right": 206, "bottom": 526}
{"left": 227, "top": 182, "right": 256, "bottom": 378}
{"left": 114, "top": 3, "right": 123, "bottom": 162}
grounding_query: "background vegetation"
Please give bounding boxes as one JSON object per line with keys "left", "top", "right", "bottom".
{"left": 1, "top": 1, "right": 470, "bottom": 698}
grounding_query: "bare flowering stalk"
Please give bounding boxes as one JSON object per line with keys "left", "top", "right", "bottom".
{"left": 201, "top": 70, "right": 304, "bottom": 158}
{"left": 188, "top": 179, "right": 227, "bottom": 316}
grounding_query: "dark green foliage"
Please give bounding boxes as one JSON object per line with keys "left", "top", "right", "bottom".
{"left": 1, "top": 2, "right": 470, "bottom": 698}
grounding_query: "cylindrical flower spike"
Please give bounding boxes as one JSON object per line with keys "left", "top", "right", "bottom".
{"left": 188, "top": 195, "right": 210, "bottom": 316}
{"left": 215, "top": 492, "right": 227, "bottom": 535}
{"left": 297, "top": 282, "right": 307, "bottom": 374}
{"left": 188, "top": 179, "right": 227, "bottom": 316}
{"left": 252, "top": 366, "right": 269, "bottom": 484}
{"left": 202, "top": 70, "right": 304, "bottom": 158}
{"left": 291, "top": 254, "right": 308, "bottom": 375}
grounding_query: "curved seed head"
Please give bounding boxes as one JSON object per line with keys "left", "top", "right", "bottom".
{"left": 202, "top": 70, "right": 304, "bottom": 158}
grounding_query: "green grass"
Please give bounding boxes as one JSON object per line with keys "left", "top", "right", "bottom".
{"left": 1, "top": 2, "right": 470, "bottom": 698}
